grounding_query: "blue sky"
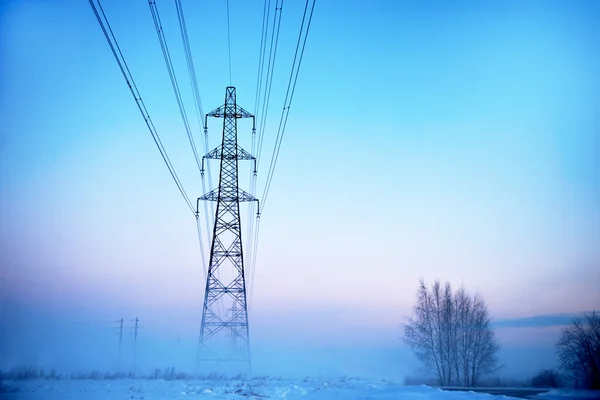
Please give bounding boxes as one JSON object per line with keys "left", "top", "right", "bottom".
{"left": 1, "top": 0, "right": 599, "bottom": 379}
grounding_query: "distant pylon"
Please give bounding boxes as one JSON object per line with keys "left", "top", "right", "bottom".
{"left": 196, "top": 86, "right": 258, "bottom": 373}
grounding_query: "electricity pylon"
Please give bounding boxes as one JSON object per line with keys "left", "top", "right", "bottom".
{"left": 196, "top": 86, "right": 258, "bottom": 373}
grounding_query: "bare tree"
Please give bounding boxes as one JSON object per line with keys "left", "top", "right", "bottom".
{"left": 557, "top": 311, "right": 600, "bottom": 389}
{"left": 404, "top": 279, "right": 500, "bottom": 387}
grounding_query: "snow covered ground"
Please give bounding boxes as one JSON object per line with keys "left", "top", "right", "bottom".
{"left": 537, "top": 389, "right": 600, "bottom": 400}
{"left": 2, "top": 378, "right": 599, "bottom": 400}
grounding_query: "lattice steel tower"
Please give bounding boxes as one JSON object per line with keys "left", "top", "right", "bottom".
{"left": 196, "top": 87, "right": 258, "bottom": 373}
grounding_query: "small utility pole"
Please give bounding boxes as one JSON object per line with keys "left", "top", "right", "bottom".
{"left": 117, "top": 318, "right": 123, "bottom": 368}
{"left": 131, "top": 317, "right": 139, "bottom": 372}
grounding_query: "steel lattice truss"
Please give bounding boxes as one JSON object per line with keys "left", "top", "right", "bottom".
{"left": 197, "top": 87, "right": 258, "bottom": 371}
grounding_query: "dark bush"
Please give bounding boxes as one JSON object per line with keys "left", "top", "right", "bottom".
{"left": 531, "top": 369, "right": 561, "bottom": 388}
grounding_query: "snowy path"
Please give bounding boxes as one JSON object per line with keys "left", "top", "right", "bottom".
{"left": 1, "top": 379, "right": 598, "bottom": 400}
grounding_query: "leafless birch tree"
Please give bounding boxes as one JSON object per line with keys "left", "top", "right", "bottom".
{"left": 403, "top": 279, "right": 500, "bottom": 386}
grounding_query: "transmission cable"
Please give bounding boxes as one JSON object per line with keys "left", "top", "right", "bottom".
{"left": 88, "top": 0, "right": 195, "bottom": 216}
{"left": 174, "top": 0, "right": 215, "bottom": 239}
{"left": 255, "top": 0, "right": 284, "bottom": 168}
{"left": 148, "top": 0, "right": 204, "bottom": 177}
{"left": 260, "top": 0, "right": 316, "bottom": 214}
{"left": 246, "top": 0, "right": 269, "bottom": 298}
{"left": 245, "top": 141, "right": 257, "bottom": 279}
{"left": 174, "top": 0, "right": 207, "bottom": 138}
{"left": 248, "top": 0, "right": 285, "bottom": 303}
{"left": 195, "top": 217, "right": 208, "bottom": 280}
{"left": 250, "top": 0, "right": 316, "bottom": 306}
{"left": 248, "top": 210, "right": 261, "bottom": 308}
{"left": 253, "top": 0, "right": 270, "bottom": 118}
{"left": 151, "top": 0, "right": 214, "bottom": 263}
{"left": 247, "top": 0, "right": 272, "bottom": 304}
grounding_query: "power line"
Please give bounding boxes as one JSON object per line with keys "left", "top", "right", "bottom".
{"left": 148, "top": 0, "right": 204, "bottom": 177}
{"left": 251, "top": 0, "right": 316, "bottom": 302}
{"left": 250, "top": 1, "right": 316, "bottom": 301}
{"left": 174, "top": 0, "right": 206, "bottom": 132}
{"left": 195, "top": 213, "right": 208, "bottom": 281}
{"left": 248, "top": 0, "right": 275, "bottom": 307}
{"left": 174, "top": 0, "right": 215, "bottom": 244}
{"left": 245, "top": 130, "right": 258, "bottom": 282}
{"left": 249, "top": 212, "right": 261, "bottom": 308}
{"left": 255, "top": 0, "right": 284, "bottom": 168}
{"left": 200, "top": 162, "right": 214, "bottom": 249}
{"left": 88, "top": 0, "right": 195, "bottom": 216}
{"left": 253, "top": 0, "right": 270, "bottom": 117}
{"left": 149, "top": 0, "right": 217, "bottom": 269}
{"left": 247, "top": 0, "right": 270, "bottom": 301}
{"left": 260, "top": 0, "right": 316, "bottom": 214}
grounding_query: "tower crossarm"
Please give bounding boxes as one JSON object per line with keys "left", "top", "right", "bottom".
{"left": 203, "top": 145, "right": 255, "bottom": 161}
{"left": 199, "top": 187, "right": 258, "bottom": 203}
{"left": 206, "top": 98, "right": 253, "bottom": 119}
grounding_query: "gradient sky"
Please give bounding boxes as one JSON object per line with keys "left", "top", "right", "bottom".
{"left": 1, "top": 0, "right": 599, "bottom": 379}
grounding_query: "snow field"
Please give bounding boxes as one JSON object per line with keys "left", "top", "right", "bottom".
{"left": 0, "top": 378, "right": 536, "bottom": 400}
